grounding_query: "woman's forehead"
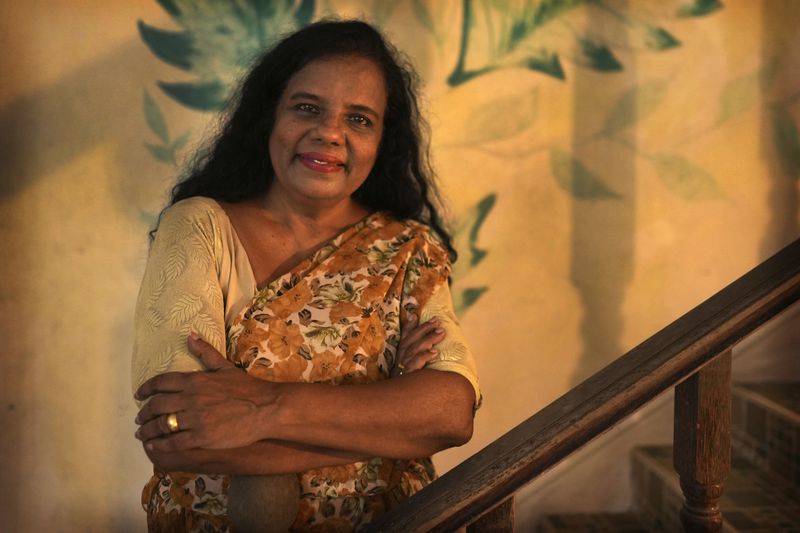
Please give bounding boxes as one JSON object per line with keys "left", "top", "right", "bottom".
{"left": 283, "top": 55, "right": 388, "bottom": 108}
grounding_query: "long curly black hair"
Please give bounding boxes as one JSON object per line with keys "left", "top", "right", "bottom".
{"left": 161, "top": 19, "right": 456, "bottom": 261}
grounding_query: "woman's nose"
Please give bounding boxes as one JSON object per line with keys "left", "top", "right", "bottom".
{"left": 313, "top": 116, "right": 344, "bottom": 146}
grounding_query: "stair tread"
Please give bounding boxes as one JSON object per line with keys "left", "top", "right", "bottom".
{"left": 634, "top": 445, "right": 800, "bottom": 531}
{"left": 735, "top": 382, "right": 800, "bottom": 423}
{"left": 538, "top": 512, "right": 647, "bottom": 532}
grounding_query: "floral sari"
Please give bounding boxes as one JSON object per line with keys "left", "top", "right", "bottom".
{"left": 143, "top": 211, "right": 453, "bottom": 532}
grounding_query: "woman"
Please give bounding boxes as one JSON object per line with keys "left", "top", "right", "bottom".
{"left": 132, "top": 20, "right": 480, "bottom": 532}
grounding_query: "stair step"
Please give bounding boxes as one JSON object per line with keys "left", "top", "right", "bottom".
{"left": 632, "top": 445, "right": 800, "bottom": 532}
{"left": 733, "top": 382, "right": 800, "bottom": 487}
{"left": 537, "top": 512, "right": 648, "bottom": 532}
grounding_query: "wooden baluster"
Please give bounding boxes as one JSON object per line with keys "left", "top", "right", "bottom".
{"left": 466, "top": 496, "right": 514, "bottom": 533}
{"left": 673, "top": 349, "right": 732, "bottom": 532}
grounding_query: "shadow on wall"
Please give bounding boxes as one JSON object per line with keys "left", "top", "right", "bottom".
{"left": 569, "top": 0, "right": 635, "bottom": 385}
{"left": 760, "top": 0, "right": 800, "bottom": 257}
{"left": 0, "top": 38, "right": 182, "bottom": 529}
{"left": 0, "top": 39, "right": 183, "bottom": 217}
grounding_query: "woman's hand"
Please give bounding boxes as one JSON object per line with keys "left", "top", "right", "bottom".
{"left": 393, "top": 314, "right": 446, "bottom": 377}
{"left": 134, "top": 334, "right": 274, "bottom": 453}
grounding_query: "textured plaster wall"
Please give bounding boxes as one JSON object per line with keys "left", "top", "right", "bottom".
{"left": 0, "top": 1, "right": 798, "bottom": 531}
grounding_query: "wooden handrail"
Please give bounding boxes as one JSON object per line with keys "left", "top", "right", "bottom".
{"left": 366, "top": 238, "right": 800, "bottom": 532}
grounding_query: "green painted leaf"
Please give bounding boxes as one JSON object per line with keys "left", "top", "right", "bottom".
{"left": 143, "top": 90, "right": 170, "bottom": 144}
{"left": 644, "top": 26, "right": 680, "bottom": 50}
{"left": 156, "top": 0, "right": 181, "bottom": 17}
{"left": 139, "top": 209, "right": 158, "bottom": 228}
{"left": 523, "top": 51, "right": 565, "bottom": 80}
{"left": 603, "top": 79, "right": 670, "bottom": 135}
{"left": 144, "top": 142, "right": 176, "bottom": 165}
{"left": 447, "top": 0, "right": 587, "bottom": 85}
{"left": 550, "top": 148, "right": 620, "bottom": 199}
{"left": 412, "top": 0, "right": 439, "bottom": 42}
{"left": 466, "top": 194, "right": 496, "bottom": 267}
{"left": 651, "top": 153, "right": 723, "bottom": 200}
{"left": 677, "top": 0, "right": 723, "bottom": 17}
{"left": 448, "top": 0, "right": 710, "bottom": 86}
{"left": 451, "top": 193, "right": 496, "bottom": 281}
{"left": 773, "top": 107, "right": 800, "bottom": 178}
{"left": 580, "top": 39, "right": 622, "bottom": 72}
{"left": 454, "top": 287, "right": 489, "bottom": 316}
{"left": 158, "top": 80, "right": 227, "bottom": 111}
{"left": 144, "top": 0, "right": 310, "bottom": 110}
{"left": 463, "top": 89, "right": 538, "bottom": 144}
{"left": 717, "top": 72, "right": 759, "bottom": 124}
{"left": 170, "top": 130, "right": 192, "bottom": 151}
{"left": 294, "top": 0, "right": 315, "bottom": 26}
{"left": 138, "top": 21, "right": 195, "bottom": 71}
{"left": 371, "top": 0, "right": 402, "bottom": 27}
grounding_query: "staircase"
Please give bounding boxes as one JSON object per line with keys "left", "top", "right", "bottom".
{"left": 365, "top": 239, "right": 800, "bottom": 533}
{"left": 538, "top": 382, "right": 800, "bottom": 532}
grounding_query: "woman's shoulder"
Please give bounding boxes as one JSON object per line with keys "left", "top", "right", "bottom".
{"left": 160, "top": 196, "right": 228, "bottom": 226}
{"left": 375, "top": 212, "right": 431, "bottom": 238}
{"left": 156, "top": 196, "right": 228, "bottom": 240}
{"left": 375, "top": 213, "right": 451, "bottom": 264}
{"left": 164, "top": 196, "right": 225, "bottom": 218}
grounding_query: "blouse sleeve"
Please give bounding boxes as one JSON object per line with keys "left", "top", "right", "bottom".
{"left": 400, "top": 226, "right": 481, "bottom": 408}
{"left": 131, "top": 199, "right": 227, "bottom": 402}
{"left": 419, "top": 282, "right": 482, "bottom": 408}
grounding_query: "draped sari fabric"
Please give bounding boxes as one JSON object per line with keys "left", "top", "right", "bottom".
{"left": 142, "top": 209, "right": 460, "bottom": 531}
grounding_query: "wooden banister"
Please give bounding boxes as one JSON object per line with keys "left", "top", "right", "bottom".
{"left": 366, "top": 238, "right": 800, "bottom": 532}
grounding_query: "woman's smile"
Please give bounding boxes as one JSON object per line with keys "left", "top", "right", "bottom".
{"left": 296, "top": 152, "right": 347, "bottom": 173}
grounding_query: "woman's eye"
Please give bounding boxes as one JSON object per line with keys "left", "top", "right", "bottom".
{"left": 295, "top": 103, "right": 318, "bottom": 114}
{"left": 349, "top": 114, "right": 372, "bottom": 127}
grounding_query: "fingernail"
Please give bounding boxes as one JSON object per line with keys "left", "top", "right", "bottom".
{"left": 410, "top": 314, "right": 417, "bottom": 322}
{"left": 189, "top": 331, "right": 200, "bottom": 340}
{"left": 135, "top": 414, "right": 141, "bottom": 424}
{"left": 146, "top": 442, "right": 154, "bottom": 451}
{"left": 135, "top": 429, "right": 141, "bottom": 439}
{"left": 436, "top": 327, "right": 444, "bottom": 333}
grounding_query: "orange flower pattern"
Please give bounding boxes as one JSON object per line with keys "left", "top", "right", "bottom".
{"left": 144, "top": 212, "right": 451, "bottom": 531}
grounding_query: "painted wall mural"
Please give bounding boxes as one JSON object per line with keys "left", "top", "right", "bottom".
{"left": 137, "top": 0, "right": 769, "bottom": 320}
{"left": 0, "top": 1, "right": 798, "bottom": 530}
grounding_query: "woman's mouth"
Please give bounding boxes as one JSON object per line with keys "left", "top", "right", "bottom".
{"left": 297, "top": 153, "right": 346, "bottom": 173}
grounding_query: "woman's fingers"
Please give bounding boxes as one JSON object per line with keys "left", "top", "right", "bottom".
{"left": 135, "top": 371, "right": 189, "bottom": 401}
{"left": 399, "top": 317, "right": 440, "bottom": 351}
{"left": 135, "top": 393, "right": 189, "bottom": 425}
{"left": 402, "top": 348, "right": 440, "bottom": 372}
{"left": 135, "top": 412, "right": 191, "bottom": 442}
{"left": 134, "top": 334, "right": 233, "bottom": 402}
{"left": 395, "top": 316, "right": 447, "bottom": 376}
{"left": 404, "top": 326, "right": 445, "bottom": 357}
{"left": 187, "top": 333, "right": 235, "bottom": 371}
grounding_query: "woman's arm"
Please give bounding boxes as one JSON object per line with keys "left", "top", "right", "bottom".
{"left": 135, "top": 335, "right": 475, "bottom": 461}
{"left": 131, "top": 199, "right": 228, "bottom": 399}
{"left": 144, "top": 438, "right": 366, "bottom": 475}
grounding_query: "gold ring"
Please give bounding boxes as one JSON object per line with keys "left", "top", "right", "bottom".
{"left": 166, "top": 413, "right": 180, "bottom": 433}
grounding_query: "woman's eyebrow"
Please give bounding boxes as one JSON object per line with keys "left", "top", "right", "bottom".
{"left": 288, "top": 91, "right": 381, "bottom": 119}
{"left": 288, "top": 91, "right": 321, "bottom": 102}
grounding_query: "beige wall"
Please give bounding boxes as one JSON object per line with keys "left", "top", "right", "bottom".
{"left": 1, "top": 1, "right": 798, "bottom": 530}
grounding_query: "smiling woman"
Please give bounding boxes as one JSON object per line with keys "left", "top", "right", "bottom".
{"left": 268, "top": 55, "right": 386, "bottom": 210}
{"left": 131, "top": 19, "right": 480, "bottom": 533}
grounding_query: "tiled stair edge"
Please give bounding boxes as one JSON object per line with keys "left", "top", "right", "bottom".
{"left": 631, "top": 446, "right": 683, "bottom": 532}
{"left": 732, "top": 383, "right": 800, "bottom": 487}
{"left": 537, "top": 513, "right": 648, "bottom": 533}
{"left": 733, "top": 384, "right": 800, "bottom": 425}
{"left": 632, "top": 445, "right": 800, "bottom": 532}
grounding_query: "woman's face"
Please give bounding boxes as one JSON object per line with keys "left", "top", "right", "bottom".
{"left": 267, "top": 54, "right": 387, "bottom": 210}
